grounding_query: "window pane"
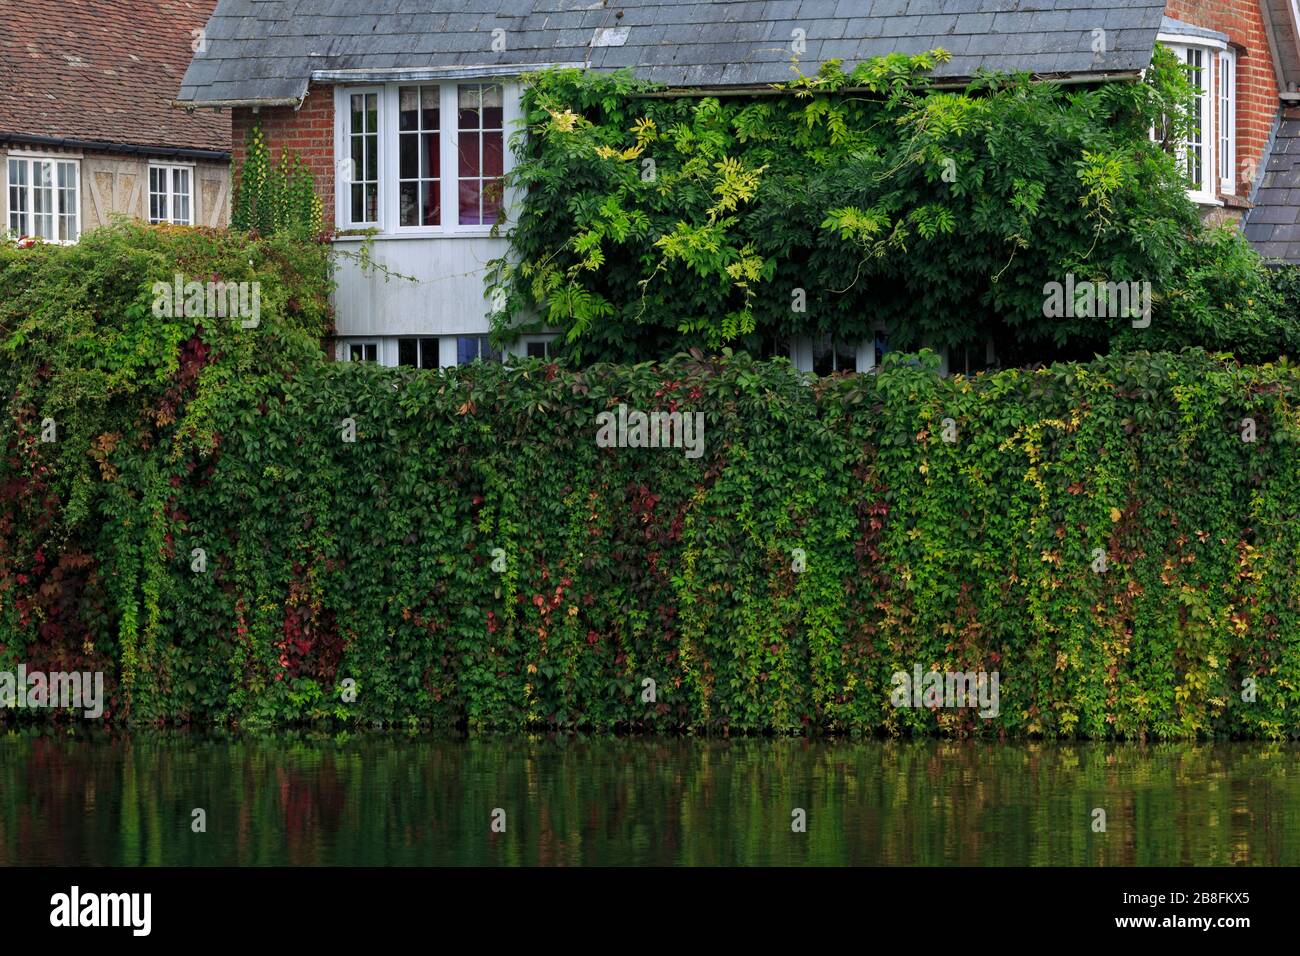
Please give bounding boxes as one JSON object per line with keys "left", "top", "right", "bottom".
{"left": 458, "top": 179, "right": 482, "bottom": 224}
{"left": 351, "top": 183, "right": 364, "bottom": 223}
{"left": 174, "top": 168, "right": 190, "bottom": 225}
{"left": 365, "top": 343, "right": 377, "bottom": 362}
{"left": 8, "top": 159, "right": 27, "bottom": 236}
{"left": 458, "top": 85, "right": 481, "bottom": 130}
{"left": 483, "top": 130, "right": 504, "bottom": 177}
{"left": 526, "top": 340, "right": 548, "bottom": 359}
{"left": 456, "top": 336, "right": 479, "bottom": 365}
{"left": 1186, "top": 49, "right": 1203, "bottom": 189}
{"left": 421, "top": 87, "right": 439, "bottom": 130}
{"left": 459, "top": 133, "right": 481, "bottom": 177}
{"left": 482, "top": 84, "right": 503, "bottom": 129}
{"left": 399, "top": 181, "right": 419, "bottom": 226}
{"left": 398, "top": 338, "right": 418, "bottom": 366}
{"left": 400, "top": 133, "right": 418, "bottom": 179}
{"left": 399, "top": 87, "right": 419, "bottom": 131}
{"left": 421, "top": 180, "right": 439, "bottom": 226}
{"left": 455, "top": 336, "right": 500, "bottom": 365}
{"left": 33, "top": 161, "right": 54, "bottom": 239}
{"left": 421, "top": 131, "right": 438, "bottom": 180}
{"left": 420, "top": 338, "right": 438, "bottom": 369}
{"left": 482, "top": 179, "right": 502, "bottom": 224}
{"left": 834, "top": 341, "right": 857, "bottom": 373}
{"left": 365, "top": 135, "right": 378, "bottom": 186}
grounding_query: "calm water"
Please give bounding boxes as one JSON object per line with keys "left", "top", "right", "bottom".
{"left": 0, "top": 734, "right": 1296, "bottom": 866}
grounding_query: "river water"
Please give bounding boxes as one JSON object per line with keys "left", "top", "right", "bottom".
{"left": 0, "top": 734, "right": 1295, "bottom": 865}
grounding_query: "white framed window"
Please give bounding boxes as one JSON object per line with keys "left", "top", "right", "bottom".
{"left": 6, "top": 155, "right": 80, "bottom": 243}
{"left": 1218, "top": 48, "right": 1236, "bottom": 194}
{"left": 149, "top": 163, "right": 194, "bottom": 225}
{"left": 344, "top": 339, "right": 380, "bottom": 363}
{"left": 790, "top": 335, "right": 874, "bottom": 374}
{"left": 522, "top": 336, "right": 556, "bottom": 360}
{"left": 397, "top": 336, "right": 440, "bottom": 368}
{"left": 1158, "top": 34, "right": 1228, "bottom": 205}
{"left": 455, "top": 334, "right": 502, "bottom": 364}
{"left": 341, "top": 88, "right": 383, "bottom": 228}
{"left": 335, "top": 81, "right": 514, "bottom": 235}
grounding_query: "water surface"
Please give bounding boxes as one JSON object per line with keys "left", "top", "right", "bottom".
{"left": 0, "top": 734, "right": 1295, "bottom": 865}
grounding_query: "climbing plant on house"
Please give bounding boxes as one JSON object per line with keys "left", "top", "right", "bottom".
{"left": 489, "top": 48, "right": 1289, "bottom": 364}
{"left": 232, "top": 122, "right": 324, "bottom": 237}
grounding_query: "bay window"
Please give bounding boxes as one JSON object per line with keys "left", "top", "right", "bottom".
{"left": 337, "top": 81, "right": 513, "bottom": 233}
{"left": 1158, "top": 33, "right": 1234, "bottom": 203}
{"left": 6, "top": 156, "right": 80, "bottom": 243}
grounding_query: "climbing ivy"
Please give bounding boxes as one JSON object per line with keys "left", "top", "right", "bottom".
{"left": 232, "top": 122, "right": 324, "bottom": 237}
{"left": 3, "top": 230, "right": 1299, "bottom": 737}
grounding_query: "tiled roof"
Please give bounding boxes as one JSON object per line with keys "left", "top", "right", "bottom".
{"left": 178, "top": 0, "right": 1168, "bottom": 105}
{"left": 1244, "top": 109, "right": 1300, "bottom": 265}
{"left": 0, "top": 0, "right": 231, "bottom": 154}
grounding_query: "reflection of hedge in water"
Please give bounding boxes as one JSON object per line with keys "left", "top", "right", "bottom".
{"left": 5, "top": 229, "right": 1300, "bottom": 737}
{"left": 1, "top": 735, "right": 1297, "bottom": 865}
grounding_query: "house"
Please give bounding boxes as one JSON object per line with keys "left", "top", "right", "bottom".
{"left": 0, "top": 0, "right": 231, "bottom": 245}
{"left": 175, "top": 0, "right": 1300, "bottom": 372}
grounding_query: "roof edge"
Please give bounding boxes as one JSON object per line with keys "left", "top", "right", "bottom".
{"left": 0, "top": 131, "right": 229, "bottom": 161}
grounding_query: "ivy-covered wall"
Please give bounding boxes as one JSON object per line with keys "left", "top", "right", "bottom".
{"left": 4, "top": 226, "right": 1300, "bottom": 737}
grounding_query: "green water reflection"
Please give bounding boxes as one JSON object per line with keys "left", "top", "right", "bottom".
{"left": 0, "top": 735, "right": 1295, "bottom": 865}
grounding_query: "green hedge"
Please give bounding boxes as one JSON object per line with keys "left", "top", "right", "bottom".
{"left": 5, "top": 228, "right": 1300, "bottom": 737}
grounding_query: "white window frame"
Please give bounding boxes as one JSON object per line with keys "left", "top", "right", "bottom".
{"left": 338, "top": 86, "right": 385, "bottom": 230}
{"left": 1218, "top": 47, "right": 1236, "bottom": 194}
{"left": 5, "top": 153, "right": 81, "bottom": 244}
{"left": 1158, "top": 33, "right": 1228, "bottom": 206}
{"left": 334, "top": 81, "right": 518, "bottom": 237}
{"left": 339, "top": 338, "right": 382, "bottom": 363}
{"left": 148, "top": 162, "right": 196, "bottom": 225}
{"left": 519, "top": 334, "right": 558, "bottom": 360}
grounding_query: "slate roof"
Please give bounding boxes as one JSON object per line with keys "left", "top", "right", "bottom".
{"left": 177, "top": 0, "right": 1169, "bottom": 106}
{"left": 1244, "top": 109, "right": 1300, "bottom": 265}
{"left": 0, "top": 0, "right": 231, "bottom": 154}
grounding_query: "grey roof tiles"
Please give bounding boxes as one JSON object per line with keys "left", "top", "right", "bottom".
{"left": 1247, "top": 111, "right": 1300, "bottom": 265}
{"left": 178, "top": 0, "right": 1168, "bottom": 104}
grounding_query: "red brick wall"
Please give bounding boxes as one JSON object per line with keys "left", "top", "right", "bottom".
{"left": 232, "top": 82, "right": 335, "bottom": 225}
{"left": 1164, "top": 0, "right": 1279, "bottom": 196}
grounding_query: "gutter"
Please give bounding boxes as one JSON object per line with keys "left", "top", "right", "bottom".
{"left": 171, "top": 97, "right": 306, "bottom": 111}
{"left": 310, "top": 63, "right": 584, "bottom": 82}
{"left": 630, "top": 69, "right": 1145, "bottom": 98}
{"left": 0, "top": 131, "right": 230, "bottom": 161}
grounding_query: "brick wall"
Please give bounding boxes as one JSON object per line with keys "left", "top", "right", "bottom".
{"left": 232, "top": 82, "right": 335, "bottom": 225}
{"left": 1164, "top": 0, "right": 1279, "bottom": 197}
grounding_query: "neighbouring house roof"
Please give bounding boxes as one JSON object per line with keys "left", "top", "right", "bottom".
{"left": 0, "top": 0, "right": 231, "bottom": 155}
{"left": 1244, "top": 108, "right": 1300, "bottom": 264}
{"left": 177, "top": 0, "right": 1169, "bottom": 107}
